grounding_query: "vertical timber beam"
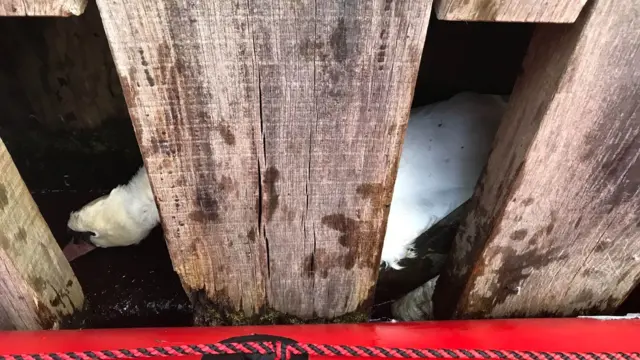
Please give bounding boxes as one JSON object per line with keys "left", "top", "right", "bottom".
{"left": 433, "top": 0, "right": 640, "bottom": 319}
{"left": 434, "top": 0, "right": 587, "bottom": 23}
{"left": 0, "top": 139, "right": 83, "bottom": 330}
{"left": 97, "top": 0, "right": 431, "bottom": 322}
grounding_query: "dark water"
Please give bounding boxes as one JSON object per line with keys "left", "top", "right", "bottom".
{"left": 33, "top": 190, "right": 193, "bottom": 329}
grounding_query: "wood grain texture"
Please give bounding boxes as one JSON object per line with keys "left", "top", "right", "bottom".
{"left": 97, "top": 0, "right": 431, "bottom": 320}
{"left": 0, "top": 0, "right": 86, "bottom": 16}
{"left": 0, "top": 139, "right": 83, "bottom": 330}
{"left": 433, "top": 0, "right": 640, "bottom": 319}
{"left": 434, "top": 0, "right": 587, "bottom": 23}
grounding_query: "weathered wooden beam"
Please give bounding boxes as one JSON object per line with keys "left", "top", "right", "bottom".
{"left": 433, "top": 0, "right": 640, "bottom": 319}
{"left": 434, "top": 0, "right": 586, "bottom": 23}
{"left": 0, "top": 0, "right": 86, "bottom": 16}
{"left": 97, "top": 0, "right": 431, "bottom": 323}
{"left": 0, "top": 139, "right": 83, "bottom": 330}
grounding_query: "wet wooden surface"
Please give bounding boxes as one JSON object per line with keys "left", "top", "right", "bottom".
{"left": 97, "top": 0, "right": 432, "bottom": 321}
{"left": 434, "top": 0, "right": 640, "bottom": 319}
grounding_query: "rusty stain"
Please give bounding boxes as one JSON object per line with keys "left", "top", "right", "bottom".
{"left": 510, "top": 229, "right": 528, "bottom": 241}
{"left": 263, "top": 166, "right": 280, "bottom": 222}
{"left": 0, "top": 184, "right": 8, "bottom": 211}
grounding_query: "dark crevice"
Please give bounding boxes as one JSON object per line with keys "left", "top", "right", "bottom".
{"left": 254, "top": 42, "right": 270, "bottom": 279}
{"left": 307, "top": 0, "right": 318, "bottom": 292}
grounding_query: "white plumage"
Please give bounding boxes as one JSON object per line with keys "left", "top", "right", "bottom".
{"left": 380, "top": 92, "right": 506, "bottom": 269}
{"left": 67, "top": 166, "right": 159, "bottom": 249}
{"left": 65, "top": 92, "right": 506, "bottom": 268}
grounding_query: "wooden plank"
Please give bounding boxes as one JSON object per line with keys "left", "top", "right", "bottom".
{"left": 0, "top": 0, "right": 86, "bottom": 16}
{"left": 0, "top": 139, "right": 83, "bottom": 330}
{"left": 434, "top": 0, "right": 587, "bottom": 23}
{"left": 96, "top": 0, "right": 431, "bottom": 322}
{"left": 433, "top": 0, "right": 640, "bottom": 319}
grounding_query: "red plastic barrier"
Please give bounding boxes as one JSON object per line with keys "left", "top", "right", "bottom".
{"left": 0, "top": 319, "right": 639, "bottom": 360}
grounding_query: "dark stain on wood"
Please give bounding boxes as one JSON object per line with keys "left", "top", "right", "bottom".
{"left": 35, "top": 300, "right": 57, "bottom": 329}
{"left": 320, "top": 268, "right": 329, "bottom": 279}
{"left": 302, "top": 254, "right": 314, "bottom": 277}
{"left": 139, "top": 48, "right": 149, "bottom": 66}
{"left": 475, "top": 0, "right": 499, "bottom": 20}
{"left": 247, "top": 227, "right": 256, "bottom": 243}
{"left": 14, "top": 227, "right": 27, "bottom": 243}
{"left": 263, "top": 166, "right": 280, "bottom": 223}
{"left": 321, "top": 213, "right": 379, "bottom": 270}
{"left": 144, "top": 68, "right": 155, "bottom": 87}
{"left": 593, "top": 240, "right": 612, "bottom": 253}
{"left": 0, "top": 184, "right": 8, "bottom": 211}
{"left": 510, "top": 229, "right": 528, "bottom": 241}
{"left": 30, "top": 276, "right": 47, "bottom": 292}
{"left": 194, "top": 181, "right": 219, "bottom": 222}
{"left": 356, "top": 182, "right": 388, "bottom": 210}
{"left": 466, "top": 244, "right": 569, "bottom": 316}
{"left": 322, "top": 214, "right": 359, "bottom": 248}
{"left": 329, "top": 18, "right": 348, "bottom": 63}
{"left": 149, "top": 137, "right": 171, "bottom": 156}
{"left": 217, "top": 121, "right": 236, "bottom": 146}
{"left": 160, "top": 4, "right": 222, "bottom": 232}
{"left": 298, "top": 38, "right": 315, "bottom": 61}
{"left": 66, "top": 279, "right": 73, "bottom": 287}
{"left": 521, "top": 197, "right": 534, "bottom": 206}
{"left": 188, "top": 210, "right": 210, "bottom": 223}
{"left": 218, "top": 175, "right": 233, "bottom": 192}
{"left": 574, "top": 216, "right": 583, "bottom": 229}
